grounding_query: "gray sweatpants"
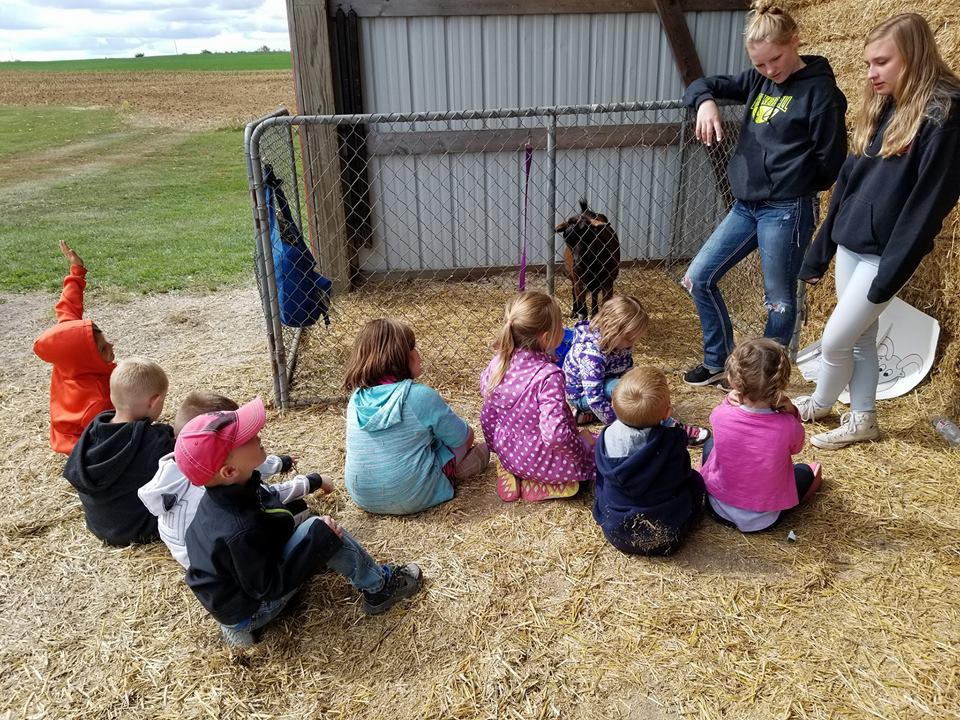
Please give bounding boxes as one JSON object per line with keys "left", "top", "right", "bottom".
{"left": 811, "top": 246, "right": 895, "bottom": 413}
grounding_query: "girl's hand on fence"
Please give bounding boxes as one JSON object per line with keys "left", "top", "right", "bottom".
{"left": 59, "top": 239, "right": 84, "bottom": 268}
{"left": 695, "top": 100, "right": 723, "bottom": 146}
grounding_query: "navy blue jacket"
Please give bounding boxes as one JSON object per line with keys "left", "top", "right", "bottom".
{"left": 593, "top": 425, "right": 704, "bottom": 555}
{"left": 683, "top": 55, "right": 847, "bottom": 202}
{"left": 185, "top": 472, "right": 343, "bottom": 625}
{"left": 800, "top": 97, "right": 960, "bottom": 303}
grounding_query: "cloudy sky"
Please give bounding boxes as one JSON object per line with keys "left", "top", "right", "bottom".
{"left": 0, "top": 0, "right": 291, "bottom": 61}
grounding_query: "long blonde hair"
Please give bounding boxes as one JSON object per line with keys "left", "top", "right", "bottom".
{"left": 591, "top": 295, "right": 649, "bottom": 354}
{"left": 744, "top": 1, "right": 798, "bottom": 47}
{"left": 852, "top": 13, "right": 960, "bottom": 158}
{"left": 725, "top": 338, "right": 791, "bottom": 408}
{"left": 484, "top": 291, "right": 561, "bottom": 396}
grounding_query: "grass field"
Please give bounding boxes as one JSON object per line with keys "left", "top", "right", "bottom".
{"left": 0, "top": 106, "right": 252, "bottom": 293}
{"left": 0, "top": 51, "right": 292, "bottom": 73}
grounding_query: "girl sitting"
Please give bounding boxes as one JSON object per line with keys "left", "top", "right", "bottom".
{"left": 344, "top": 318, "right": 489, "bottom": 515}
{"left": 480, "top": 291, "right": 595, "bottom": 503}
{"left": 701, "top": 338, "right": 822, "bottom": 532}
{"left": 562, "top": 295, "right": 710, "bottom": 446}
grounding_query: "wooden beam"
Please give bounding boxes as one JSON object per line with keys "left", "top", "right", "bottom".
{"left": 329, "top": 0, "right": 750, "bottom": 16}
{"left": 286, "top": 0, "right": 350, "bottom": 294}
{"left": 365, "top": 123, "right": 681, "bottom": 156}
{"left": 652, "top": 0, "right": 703, "bottom": 85}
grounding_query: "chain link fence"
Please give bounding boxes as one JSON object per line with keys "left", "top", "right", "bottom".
{"left": 245, "top": 100, "right": 768, "bottom": 408}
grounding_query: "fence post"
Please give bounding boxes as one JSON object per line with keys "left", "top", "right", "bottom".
{"left": 546, "top": 113, "right": 558, "bottom": 297}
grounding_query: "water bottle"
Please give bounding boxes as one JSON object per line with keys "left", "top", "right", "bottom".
{"left": 932, "top": 416, "right": 960, "bottom": 447}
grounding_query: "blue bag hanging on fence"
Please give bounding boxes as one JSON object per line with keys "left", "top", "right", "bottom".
{"left": 263, "top": 164, "right": 332, "bottom": 327}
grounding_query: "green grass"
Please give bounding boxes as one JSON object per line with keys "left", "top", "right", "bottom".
{"left": 0, "top": 106, "right": 125, "bottom": 159}
{"left": 0, "top": 51, "right": 291, "bottom": 73}
{"left": 0, "top": 107, "right": 256, "bottom": 293}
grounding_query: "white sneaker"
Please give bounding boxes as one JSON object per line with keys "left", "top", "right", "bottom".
{"left": 811, "top": 411, "right": 879, "bottom": 450}
{"left": 794, "top": 395, "right": 833, "bottom": 423}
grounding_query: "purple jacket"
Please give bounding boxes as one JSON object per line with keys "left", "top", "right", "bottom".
{"left": 480, "top": 349, "right": 595, "bottom": 485}
{"left": 562, "top": 321, "right": 633, "bottom": 424}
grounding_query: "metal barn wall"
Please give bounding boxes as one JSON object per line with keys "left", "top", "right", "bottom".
{"left": 357, "top": 11, "right": 750, "bottom": 273}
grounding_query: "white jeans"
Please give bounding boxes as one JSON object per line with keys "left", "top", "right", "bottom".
{"left": 812, "top": 246, "right": 895, "bottom": 413}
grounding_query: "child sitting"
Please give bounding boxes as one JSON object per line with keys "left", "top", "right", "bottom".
{"left": 563, "top": 295, "right": 710, "bottom": 446}
{"left": 179, "top": 397, "right": 423, "bottom": 647}
{"left": 343, "top": 318, "right": 489, "bottom": 515}
{"left": 63, "top": 358, "right": 173, "bottom": 546}
{"left": 33, "top": 241, "right": 116, "bottom": 454}
{"left": 138, "top": 391, "right": 334, "bottom": 569}
{"left": 594, "top": 367, "right": 706, "bottom": 555}
{"left": 701, "top": 338, "right": 823, "bottom": 533}
{"left": 481, "top": 291, "right": 595, "bottom": 502}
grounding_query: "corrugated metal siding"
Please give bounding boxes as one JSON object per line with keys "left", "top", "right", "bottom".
{"left": 357, "top": 11, "right": 750, "bottom": 272}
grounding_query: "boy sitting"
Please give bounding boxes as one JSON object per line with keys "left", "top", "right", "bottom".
{"left": 178, "top": 397, "right": 423, "bottom": 647}
{"left": 139, "top": 390, "right": 334, "bottom": 569}
{"left": 33, "top": 240, "right": 116, "bottom": 454}
{"left": 63, "top": 358, "right": 173, "bottom": 546}
{"left": 593, "top": 367, "right": 705, "bottom": 556}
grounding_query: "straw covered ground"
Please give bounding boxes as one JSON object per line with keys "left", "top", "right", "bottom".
{"left": 2, "top": 267, "right": 959, "bottom": 719}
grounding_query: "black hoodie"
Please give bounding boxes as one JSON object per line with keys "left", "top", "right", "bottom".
{"left": 184, "top": 472, "right": 343, "bottom": 626}
{"left": 593, "top": 423, "right": 704, "bottom": 556}
{"left": 63, "top": 411, "right": 174, "bottom": 546}
{"left": 683, "top": 55, "right": 848, "bottom": 202}
{"left": 800, "top": 97, "right": 960, "bottom": 303}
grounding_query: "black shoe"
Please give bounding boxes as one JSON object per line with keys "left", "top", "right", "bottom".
{"left": 682, "top": 364, "right": 725, "bottom": 386}
{"left": 363, "top": 563, "right": 423, "bottom": 615}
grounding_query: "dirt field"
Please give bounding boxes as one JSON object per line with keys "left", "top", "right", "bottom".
{"left": 0, "top": 70, "right": 296, "bottom": 129}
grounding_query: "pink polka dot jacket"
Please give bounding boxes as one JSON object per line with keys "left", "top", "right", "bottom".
{"left": 480, "top": 348, "right": 596, "bottom": 485}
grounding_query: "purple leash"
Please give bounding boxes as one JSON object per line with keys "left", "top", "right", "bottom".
{"left": 519, "top": 140, "right": 533, "bottom": 291}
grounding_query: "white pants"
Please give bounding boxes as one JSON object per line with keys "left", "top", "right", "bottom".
{"left": 812, "top": 246, "right": 895, "bottom": 413}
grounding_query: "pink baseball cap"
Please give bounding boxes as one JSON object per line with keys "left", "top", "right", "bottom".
{"left": 174, "top": 397, "right": 266, "bottom": 486}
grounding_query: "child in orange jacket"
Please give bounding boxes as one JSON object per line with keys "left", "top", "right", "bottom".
{"left": 33, "top": 241, "right": 116, "bottom": 454}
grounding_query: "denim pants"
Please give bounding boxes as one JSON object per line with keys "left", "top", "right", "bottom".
{"left": 684, "top": 197, "right": 816, "bottom": 371}
{"left": 573, "top": 377, "right": 621, "bottom": 412}
{"left": 811, "top": 246, "right": 893, "bottom": 413}
{"left": 221, "top": 518, "right": 387, "bottom": 634}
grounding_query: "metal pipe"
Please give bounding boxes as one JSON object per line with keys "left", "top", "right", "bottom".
{"left": 545, "top": 114, "right": 558, "bottom": 297}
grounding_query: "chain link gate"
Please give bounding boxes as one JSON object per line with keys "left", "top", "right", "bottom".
{"left": 245, "top": 100, "right": 770, "bottom": 408}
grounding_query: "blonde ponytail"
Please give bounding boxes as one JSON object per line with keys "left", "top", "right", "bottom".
{"left": 484, "top": 291, "right": 562, "bottom": 396}
{"left": 744, "top": 2, "right": 798, "bottom": 47}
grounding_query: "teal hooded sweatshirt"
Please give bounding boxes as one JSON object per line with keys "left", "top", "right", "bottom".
{"left": 344, "top": 380, "right": 470, "bottom": 515}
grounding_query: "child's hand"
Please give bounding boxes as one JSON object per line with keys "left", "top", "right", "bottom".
{"left": 465, "top": 427, "right": 476, "bottom": 449}
{"left": 306, "top": 473, "right": 334, "bottom": 495}
{"left": 776, "top": 394, "right": 799, "bottom": 416}
{"left": 278, "top": 455, "right": 298, "bottom": 473}
{"left": 726, "top": 390, "right": 742, "bottom": 407}
{"left": 59, "top": 240, "right": 84, "bottom": 268}
{"left": 579, "top": 428, "right": 596, "bottom": 449}
{"left": 319, "top": 476, "right": 334, "bottom": 494}
{"left": 318, "top": 515, "right": 343, "bottom": 538}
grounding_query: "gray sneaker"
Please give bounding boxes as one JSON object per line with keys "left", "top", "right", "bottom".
{"left": 363, "top": 563, "right": 423, "bottom": 615}
{"left": 811, "top": 411, "right": 880, "bottom": 450}
{"left": 794, "top": 395, "right": 833, "bottom": 423}
{"left": 220, "top": 625, "right": 256, "bottom": 647}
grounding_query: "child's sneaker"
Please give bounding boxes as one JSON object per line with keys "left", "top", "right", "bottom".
{"left": 794, "top": 395, "right": 833, "bottom": 422}
{"left": 454, "top": 442, "right": 490, "bottom": 480}
{"left": 363, "top": 563, "right": 423, "bottom": 615}
{"left": 519, "top": 479, "right": 580, "bottom": 502}
{"left": 681, "top": 422, "right": 711, "bottom": 447}
{"left": 811, "top": 412, "right": 879, "bottom": 450}
{"left": 800, "top": 462, "right": 823, "bottom": 503}
{"left": 495, "top": 458, "right": 521, "bottom": 502}
{"left": 575, "top": 410, "right": 598, "bottom": 426}
{"left": 682, "top": 364, "right": 725, "bottom": 387}
{"left": 220, "top": 625, "right": 256, "bottom": 647}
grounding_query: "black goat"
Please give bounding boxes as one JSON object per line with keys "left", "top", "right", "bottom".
{"left": 555, "top": 200, "right": 621, "bottom": 319}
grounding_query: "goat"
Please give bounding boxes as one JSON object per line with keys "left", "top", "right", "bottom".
{"left": 555, "top": 200, "right": 621, "bottom": 319}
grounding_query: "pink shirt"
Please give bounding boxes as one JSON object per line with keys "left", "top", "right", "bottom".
{"left": 700, "top": 397, "right": 806, "bottom": 512}
{"left": 480, "top": 349, "right": 595, "bottom": 485}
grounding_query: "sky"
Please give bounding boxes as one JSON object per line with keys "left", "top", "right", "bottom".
{"left": 0, "top": 0, "right": 291, "bottom": 61}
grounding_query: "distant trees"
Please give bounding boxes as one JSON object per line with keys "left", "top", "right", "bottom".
{"left": 134, "top": 52, "right": 144, "bottom": 58}
{"left": 257, "top": 45, "right": 271, "bottom": 52}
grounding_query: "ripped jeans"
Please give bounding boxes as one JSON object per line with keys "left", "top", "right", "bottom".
{"left": 683, "top": 197, "right": 816, "bottom": 371}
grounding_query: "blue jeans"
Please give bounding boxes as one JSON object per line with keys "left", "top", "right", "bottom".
{"left": 683, "top": 197, "right": 816, "bottom": 371}
{"left": 573, "top": 377, "right": 621, "bottom": 412}
{"left": 221, "top": 518, "right": 386, "bottom": 634}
